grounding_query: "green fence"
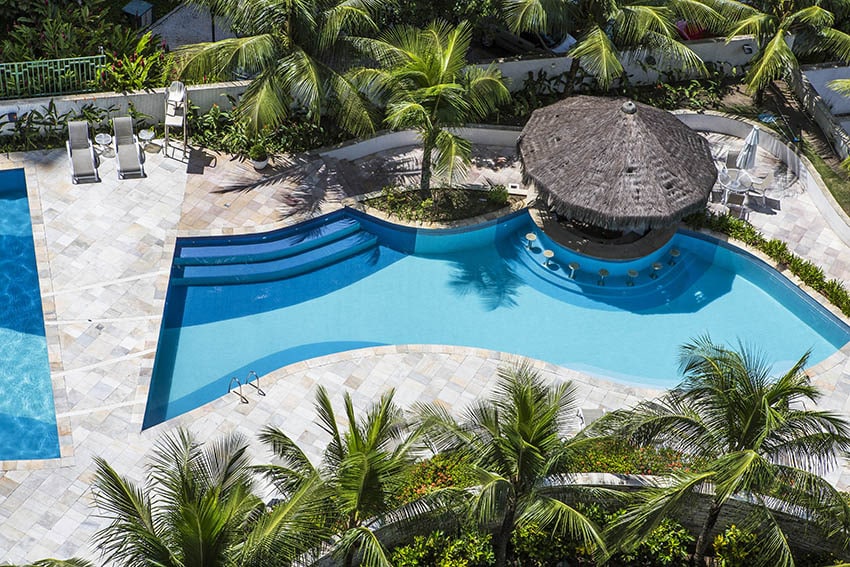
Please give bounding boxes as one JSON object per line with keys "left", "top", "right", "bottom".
{"left": 0, "top": 55, "right": 106, "bottom": 100}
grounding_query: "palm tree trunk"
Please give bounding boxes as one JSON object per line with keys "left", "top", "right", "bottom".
{"left": 565, "top": 57, "right": 582, "bottom": 95}
{"left": 420, "top": 132, "right": 435, "bottom": 193}
{"left": 692, "top": 499, "right": 724, "bottom": 566}
{"left": 494, "top": 505, "right": 516, "bottom": 567}
{"left": 754, "top": 84, "right": 766, "bottom": 107}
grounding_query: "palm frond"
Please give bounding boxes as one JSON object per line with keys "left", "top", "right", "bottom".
{"left": 518, "top": 495, "right": 606, "bottom": 554}
{"left": 743, "top": 31, "right": 798, "bottom": 95}
{"left": 604, "top": 471, "right": 715, "bottom": 554}
{"left": 432, "top": 129, "right": 471, "bottom": 187}
{"left": 175, "top": 34, "right": 278, "bottom": 81}
{"left": 335, "top": 526, "right": 393, "bottom": 567}
{"left": 569, "top": 26, "right": 624, "bottom": 90}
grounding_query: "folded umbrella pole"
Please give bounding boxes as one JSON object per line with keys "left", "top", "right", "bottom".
{"left": 736, "top": 126, "right": 759, "bottom": 170}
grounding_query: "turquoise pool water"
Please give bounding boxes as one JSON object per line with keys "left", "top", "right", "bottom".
{"left": 144, "top": 210, "right": 850, "bottom": 426}
{"left": 0, "top": 169, "right": 59, "bottom": 459}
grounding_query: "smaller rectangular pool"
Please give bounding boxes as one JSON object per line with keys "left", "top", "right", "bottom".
{"left": 0, "top": 169, "right": 59, "bottom": 460}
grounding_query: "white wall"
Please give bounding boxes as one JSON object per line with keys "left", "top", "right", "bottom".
{"left": 0, "top": 81, "right": 248, "bottom": 130}
{"left": 480, "top": 35, "right": 757, "bottom": 92}
{"left": 319, "top": 126, "right": 521, "bottom": 161}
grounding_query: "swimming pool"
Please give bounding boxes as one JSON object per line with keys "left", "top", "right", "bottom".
{"left": 0, "top": 169, "right": 59, "bottom": 459}
{"left": 144, "top": 209, "right": 850, "bottom": 427}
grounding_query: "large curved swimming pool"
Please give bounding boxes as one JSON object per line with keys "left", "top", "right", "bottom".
{"left": 144, "top": 209, "right": 850, "bottom": 427}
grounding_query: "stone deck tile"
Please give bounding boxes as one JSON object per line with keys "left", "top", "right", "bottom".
{"left": 2, "top": 131, "right": 850, "bottom": 562}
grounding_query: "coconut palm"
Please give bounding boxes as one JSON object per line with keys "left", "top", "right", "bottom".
{"left": 710, "top": 0, "right": 850, "bottom": 104}
{"left": 595, "top": 337, "right": 850, "bottom": 567}
{"left": 175, "top": 0, "right": 386, "bottom": 134}
{"left": 351, "top": 21, "right": 510, "bottom": 192}
{"left": 90, "top": 428, "right": 329, "bottom": 567}
{"left": 256, "top": 386, "right": 419, "bottom": 567}
{"left": 502, "top": 0, "right": 712, "bottom": 92}
{"left": 415, "top": 362, "right": 607, "bottom": 567}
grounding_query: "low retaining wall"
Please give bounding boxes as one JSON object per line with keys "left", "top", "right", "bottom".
{"left": 0, "top": 80, "right": 247, "bottom": 131}
{"left": 318, "top": 125, "right": 521, "bottom": 161}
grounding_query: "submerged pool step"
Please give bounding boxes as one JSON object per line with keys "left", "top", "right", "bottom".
{"left": 174, "top": 217, "right": 362, "bottom": 266}
{"left": 172, "top": 231, "right": 378, "bottom": 286}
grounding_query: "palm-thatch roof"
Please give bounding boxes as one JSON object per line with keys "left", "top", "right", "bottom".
{"left": 518, "top": 96, "right": 717, "bottom": 231}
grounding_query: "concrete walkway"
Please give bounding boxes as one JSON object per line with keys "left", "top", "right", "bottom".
{"left": 1, "top": 131, "right": 850, "bottom": 562}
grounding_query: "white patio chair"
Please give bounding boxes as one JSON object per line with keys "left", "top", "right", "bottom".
{"left": 748, "top": 171, "right": 773, "bottom": 206}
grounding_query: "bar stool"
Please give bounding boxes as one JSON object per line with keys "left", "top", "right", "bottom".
{"left": 627, "top": 269, "right": 638, "bottom": 286}
{"left": 598, "top": 268, "right": 609, "bottom": 286}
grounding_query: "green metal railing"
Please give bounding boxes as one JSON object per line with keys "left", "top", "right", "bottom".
{"left": 0, "top": 55, "right": 106, "bottom": 100}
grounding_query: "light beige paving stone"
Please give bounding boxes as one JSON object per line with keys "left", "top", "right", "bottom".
{"left": 3, "top": 132, "right": 850, "bottom": 563}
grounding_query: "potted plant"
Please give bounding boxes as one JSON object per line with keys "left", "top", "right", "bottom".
{"left": 248, "top": 143, "right": 268, "bottom": 170}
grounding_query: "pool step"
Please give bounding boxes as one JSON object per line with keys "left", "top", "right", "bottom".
{"left": 174, "top": 217, "right": 361, "bottom": 265}
{"left": 172, "top": 231, "right": 379, "bottom": 286}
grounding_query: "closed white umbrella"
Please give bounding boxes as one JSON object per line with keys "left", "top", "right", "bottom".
{"left": 736, "top": 126, "right": 760, "bottom": 170}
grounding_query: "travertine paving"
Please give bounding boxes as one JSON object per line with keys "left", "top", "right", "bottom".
{"left": 2, "top": 128, "right": 850, "bottom": 563}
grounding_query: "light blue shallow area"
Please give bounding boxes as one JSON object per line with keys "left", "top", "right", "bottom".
{"left": 145, "top": 211, "right": 850, "bottom": 426}
{"left": 0, "top": 169, "right": 59, "bottom": 460}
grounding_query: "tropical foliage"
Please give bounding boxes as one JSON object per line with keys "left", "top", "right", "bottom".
{"left": 353, "top": 21, "right": 510, "bottom": 192}
{"left": 415, "top": 362, "right": 608, "bottom": 567}
{"left": 256, "top": 387, "right": 420, "bottom": 567}
{"left": 500, "top": 0, "right": 711, "bottom": 91}
{"left": 175, "top": 0, "right": 385, "bottom": 134}
{"left": 90, "top": 428, "right": 329, "bottom": 567}
{"left": 0, "top": 0, "right": 142, "bottom": 62}
{"left": 711, "top": 0, "right": 850, "bottom": 102}
{"left": 595, "top": 337, "right": 850, "bottom": 566}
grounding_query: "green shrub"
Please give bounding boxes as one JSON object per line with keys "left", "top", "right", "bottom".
{"left": 397, "top": 453, "right": 477, "bottom": 504}
{"left": 98, "top": 32, "right": 174, "bottom": 92}
{"left": 512, "top": 507, "right": 692, "bottom": 567}
{"left": 762, "top": 238, "right": 790, "bottom": 265}
{"left": 713, "top": 524, "right": 758, "bottom": 567}
{"left": 511, "top": 521, "right": 581, "bottom": 566}
{"left": 248, "top": 143, "right": 268, "bottom": 161}
{"left": 563, "top": 438, "right": 701, "bottom": 475}
{"left": 617, "top": 517, "right": 692, "bottom": 566}
{"left": 487, "top": 184, "right": 509, "bottom": 206}
{"left": 390, "top": 530, "right": 494, "bottom": 567}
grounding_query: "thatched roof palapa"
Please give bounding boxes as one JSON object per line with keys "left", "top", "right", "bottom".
{"left": 518, "top": 96, "right": 717, "bottom": 231}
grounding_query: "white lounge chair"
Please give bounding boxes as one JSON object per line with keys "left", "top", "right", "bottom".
{"left": 66, "top": 121, "right": 99, "bottom": 184}
{"left": 113, "top": 117, "right": 145, "bottom": 180}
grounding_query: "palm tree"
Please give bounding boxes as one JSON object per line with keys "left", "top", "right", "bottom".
{"left": 175, "top": 0, "right": 385, "bottom": 134}
{"left": 502, "top": 0, "right": 711, "bottom": 92}
{"left": 415, "top": 362, "right": 607, "bottom": 567}
{"left": 352, "top": 21, "right": 510, "bottom": 192}
{"left": 90, "top": 428, "right": 329, "bottom": 567}
{"left": 256, "top": 386, "right": 419, "bottom": 567}
{"left": 595, "top": 337, "right": 850, "bottom": 567}
{"left": 711, "top": 0, "right": 850, "bottom": 104}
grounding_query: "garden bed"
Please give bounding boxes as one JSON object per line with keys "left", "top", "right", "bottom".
{"left": 365, "top": 185, "right": 524, "bottom": 223}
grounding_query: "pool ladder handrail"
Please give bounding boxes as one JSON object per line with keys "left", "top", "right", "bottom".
{"left": 246, "top": 370, "right": 266, "bottom": 396}
{"left": 228, "top": 376, "right": 249, "bottom": 404}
